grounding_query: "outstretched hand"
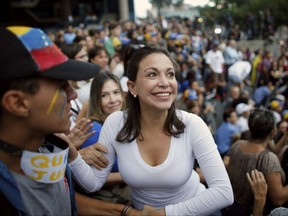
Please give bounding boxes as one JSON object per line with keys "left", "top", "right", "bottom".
{"left": 246, "top": 169, "right": 267, "bottom": 200}
{"left": 54, "top": 133, "right": 78, "bottom": 161}
{"left": 67, "top": 118, "right": 95, "bottom": 149}
{"left": 79, "top": 143, "right": 109, "bottom": 170}
{"left": 246, "top": 169, "right": 267, "bottom": 216}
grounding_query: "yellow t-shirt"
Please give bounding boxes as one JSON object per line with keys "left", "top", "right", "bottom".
{"left": 112, "top": 37, "right": 121, "bottom": 48}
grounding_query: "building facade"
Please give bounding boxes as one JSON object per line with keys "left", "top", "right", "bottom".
{"left": 0, "top": 0, "right": 134, "bottom": 28}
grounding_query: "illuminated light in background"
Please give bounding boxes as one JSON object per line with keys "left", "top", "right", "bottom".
{"left": 197, "top": 17, "right": 203, "bottom": 23}
{"left": 214, "top": 27, "right": 222, "bottom": 34}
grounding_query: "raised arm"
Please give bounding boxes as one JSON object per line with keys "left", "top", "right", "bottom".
{"left": 247, "top": 169, "right": 267, "bottom": 216}
{"left": 68, "top": 128, "right": 116, "bottom": 193}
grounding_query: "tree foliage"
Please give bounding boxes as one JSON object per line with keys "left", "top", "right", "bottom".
{"left": 149, "top": 0, "right": 184, "bottom": 16}
{"left": 200, "top": 0, "right": 287, "bottom": 28}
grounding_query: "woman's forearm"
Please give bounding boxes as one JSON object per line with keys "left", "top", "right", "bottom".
{"left": 69, "top": 153, "right": 107, "bottom": 192}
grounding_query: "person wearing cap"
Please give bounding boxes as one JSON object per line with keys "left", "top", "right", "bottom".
{"left": 269, "top": 100, "right": 283, "bottom": 124}
{"left": 144, "top": 31, "right": 159, "bottom": 47}
{"left": 0, "top": 26, "right": 142, "bottom": 216}
{"left": 235, "top": 103, "right": 253, "bottom": 133}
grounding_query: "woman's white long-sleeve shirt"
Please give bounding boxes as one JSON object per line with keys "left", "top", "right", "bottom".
{"left": 69, "top": 110, "right": 233, "bottom": 216}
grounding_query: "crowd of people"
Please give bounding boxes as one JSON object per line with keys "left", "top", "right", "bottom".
{"left": 0, "top": 14, "right": 288, "bottom": 216}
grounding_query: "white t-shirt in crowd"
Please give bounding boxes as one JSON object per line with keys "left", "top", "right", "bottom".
{"left": 74, "top": 80, "right": 92, "bottom": 105}
{"left": 205, "top": 49, "right": 225, "bottom": 74}
{"left": 120, "top": 76, "right": 128, "bottom": 93}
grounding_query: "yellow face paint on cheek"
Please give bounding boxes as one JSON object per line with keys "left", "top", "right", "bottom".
{"left": 46, "top": 89, "right": 60, "bottom": 114}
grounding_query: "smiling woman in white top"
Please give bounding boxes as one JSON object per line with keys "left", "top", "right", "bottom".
{"left": 69, "top": 46, "right": 233, "bottom": 216}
